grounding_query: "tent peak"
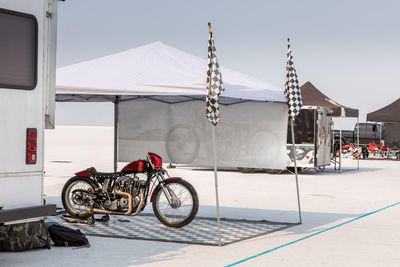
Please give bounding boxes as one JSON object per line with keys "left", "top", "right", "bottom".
{"left": 302, "top": 81, "right": 317, "bottom": 89}
{"left": 137, "top": 41, "right": 170, "bottom": 49}
{"left": 300, "top": 81, "right": 359, "bottom": 117}
{"left": 116, "top": 41, "right": 177, "bottom": 55}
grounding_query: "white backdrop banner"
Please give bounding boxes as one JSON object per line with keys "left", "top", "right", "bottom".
{"left": 119, "top": 100, "right": 288, "bottom": 169}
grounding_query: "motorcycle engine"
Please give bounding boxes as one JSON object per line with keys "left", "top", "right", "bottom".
{"left": 109, "top": 175, "right": 145, "bottom": 211}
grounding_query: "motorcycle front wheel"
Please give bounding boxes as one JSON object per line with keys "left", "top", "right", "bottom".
{"left": 152, "top": 178, "right": 199, "bottom": 228}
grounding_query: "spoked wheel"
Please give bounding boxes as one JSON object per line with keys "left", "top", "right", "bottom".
{"left": 263, "top": 168, "right": 282, "bottom": 174}
{"left": 165, "top": 125, "right": 200, "bottom": 164}
{"left": 237, "top": 167, "right": 256, "bottom": 173}
{"left": 61, "top": 176, "right": 97, "bottom": 219}
{"left": 152, "top": 179, "right": 199, "bottom": 228}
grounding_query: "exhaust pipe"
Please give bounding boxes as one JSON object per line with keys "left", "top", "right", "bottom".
{"left": 91, "top": 188, "right": 144, "bottom": 216}
{"left": 130, "top": 189, "right": 144, "bottom": 216}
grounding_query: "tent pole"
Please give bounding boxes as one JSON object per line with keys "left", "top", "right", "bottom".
{"left": 290, "top": 119, "right": 302, "bottom": 224}
{"left": 382, "top": 123, "right": 387, "bottom": 159}
{"left": 380, "top": 123, "right": 383, "bottom": 158}
{"left": 339, "top": 116, "right": 342, "bottom": 172}
{"left": 333, "top": 122, "right": 336, "bottom": 170}
{"left": 357, "top": 116, "right": 360, "bottom": 170}
{"left": 211, "top": 126, "right": 222, "bottom": 246}
{"left": 114, "top": 96, "right": 120, "bottom": 172}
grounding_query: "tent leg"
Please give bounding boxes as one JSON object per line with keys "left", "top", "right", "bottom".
{"left": 339, "top": 116, "right": 342, "bottom": 172}
{"left": 211, "top": 126, "right": 222, "bottom": 246}
{"left": 333, "top": 124, "right": 336, "bottom": 170}
{"left": 291, "top": 119, "right": 302, "bottom": 224}
{"left": 357, "top": 116, "right": 360, "bottom": 170}
{"left": 114, "top": 96, "right": 120, "bottom": 172}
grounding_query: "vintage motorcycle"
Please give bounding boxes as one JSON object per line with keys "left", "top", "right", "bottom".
{"left": 61, "top": 152, "right": 199, "bottom": 228}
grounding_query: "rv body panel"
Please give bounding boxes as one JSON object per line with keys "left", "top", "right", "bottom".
{"left": 0, "top": 0, "right": 56, "bottom": 209}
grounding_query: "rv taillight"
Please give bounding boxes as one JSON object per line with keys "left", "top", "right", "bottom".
{"left": 26, "top": 128, "right": 37, "bottom": 164}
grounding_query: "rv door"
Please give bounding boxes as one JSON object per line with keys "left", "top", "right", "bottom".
{"left": 316, "top": 108, "right": 332, "bottom": 167}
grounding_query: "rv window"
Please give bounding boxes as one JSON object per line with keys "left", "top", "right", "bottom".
{"left": 0, "top": 9, "right": 37, "bottom": 90}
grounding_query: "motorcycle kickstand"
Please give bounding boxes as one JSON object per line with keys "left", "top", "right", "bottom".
{"left": 86, "top": 216, "right": 95, "bottom": 225}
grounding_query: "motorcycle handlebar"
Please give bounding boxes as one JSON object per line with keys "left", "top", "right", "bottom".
{"left": 146, "top": 155, "right": 155, "bottom": 169}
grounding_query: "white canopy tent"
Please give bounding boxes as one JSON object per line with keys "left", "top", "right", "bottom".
{"left": 57, "top": 42, "right": 285, "bottom": 102}
{"left": 56, "top": 42, "right": 288, "bottom": 171}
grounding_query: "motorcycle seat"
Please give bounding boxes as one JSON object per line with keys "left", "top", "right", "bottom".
{"left": 89, "top": 167, "right": 120, "bottom": 180}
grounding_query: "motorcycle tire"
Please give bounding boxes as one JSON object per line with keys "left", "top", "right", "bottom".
{"left": 263, "top": 168, "right": 282, "bottom": 174}
{"left": 61, "top": 176, "right": 97, "bottom": 219}
{"left": 152, "top": 178, "right": 199, "bottom": 228}
{"left": 237, "top": 167, "right": 256, "bottom": 173}
{"left": 165, "top": 125, "right": 200, "bottom": 164}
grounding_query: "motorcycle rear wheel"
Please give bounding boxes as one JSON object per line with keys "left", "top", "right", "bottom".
{"left": 152, "top": 179, "right": 199, "bottom": 228}
{"left": 61, "top": 176, "right": 97, "bottom": 219}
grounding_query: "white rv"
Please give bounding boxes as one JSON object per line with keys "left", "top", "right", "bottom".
{"left": 0, "top": 0, "right": 58, "bottom": 222}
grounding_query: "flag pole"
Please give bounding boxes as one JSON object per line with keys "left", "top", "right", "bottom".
{"left": 286, "top": 38, "right": 302, "bottom": 224}
{"left": 290, "top": 119, "right": 302, "bottom": 223}
{"left": 211, "top": 125, "right": 222, "bottom": 246}
{"left": 208, "top": 22, "right": 222, "bottom": 246}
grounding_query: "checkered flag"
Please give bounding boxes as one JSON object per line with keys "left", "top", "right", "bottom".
{"left": 285, "top": 38, "right": 303, "bottom": 120}
{"left": 206, "top": 23, "right": 224, "bottom": 126}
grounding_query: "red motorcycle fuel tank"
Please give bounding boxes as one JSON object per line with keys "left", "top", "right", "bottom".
{"left": 121, "top": 160, "right": 148, "bottom": 173}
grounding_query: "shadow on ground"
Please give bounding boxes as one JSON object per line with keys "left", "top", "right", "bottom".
{"left": 197, "top": 205, "right": 360, "bottom": 235}
{"left": 185, "top": 166, "right": 383, "bottom": 175}
{"left": 300, "top": 167, "right": 382, "bottom": 175}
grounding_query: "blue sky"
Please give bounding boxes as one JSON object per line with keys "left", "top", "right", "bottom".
{"left": 56, "top": 0, "right": 400, "bottom": 128}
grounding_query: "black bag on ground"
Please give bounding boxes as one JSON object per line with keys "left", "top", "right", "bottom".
{"left": 0, "top": 220, "right": 51, "bottom": 252}
{"left": 48, "top": 225, "right": 89, "bottom": 247}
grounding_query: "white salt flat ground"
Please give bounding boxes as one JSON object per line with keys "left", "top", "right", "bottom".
{"left": 1, "top": 126, "right": 400, "bottom": 267}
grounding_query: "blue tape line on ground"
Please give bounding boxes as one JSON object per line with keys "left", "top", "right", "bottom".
{"left": 226, "top": 201, "right": 400, "bottom": 267}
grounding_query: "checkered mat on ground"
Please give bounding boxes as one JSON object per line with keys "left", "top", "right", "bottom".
{"left": 48, "top": 213, "right": 297, "bottom": 246}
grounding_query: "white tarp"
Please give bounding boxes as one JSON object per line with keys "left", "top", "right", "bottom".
{"left": 119, "top": 100, "right": 288, "bottom": 169}
{"left": 56, "top": 42, "right": 285, "bottom": 102}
